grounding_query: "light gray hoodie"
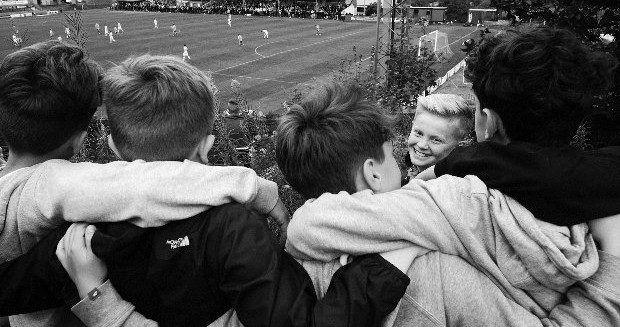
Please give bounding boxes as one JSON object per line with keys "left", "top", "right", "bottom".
{"left": 286, "top": 175, "right": 599, "bottom": 317}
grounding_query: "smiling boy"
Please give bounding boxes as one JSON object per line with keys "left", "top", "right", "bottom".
{"left": 407, "top": 94, "right": 473, "bottom": 175}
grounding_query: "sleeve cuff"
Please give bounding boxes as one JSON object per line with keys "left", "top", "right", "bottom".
{"left": 362, "top": 253, "right": 411, "bottom": 286}
{"left": 250, "top": 178, "right": 279, "bottom": 214}
{"left": 71, "top": 280, "right": 135, "bottom": 327}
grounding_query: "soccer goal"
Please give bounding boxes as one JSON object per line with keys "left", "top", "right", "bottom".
{"left": 417, "top": 30, "right": 453, "bottom": 59}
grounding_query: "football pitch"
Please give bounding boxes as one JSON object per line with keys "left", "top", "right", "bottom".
{"left": 0, "top": 10, "right": 478, "bottom": 112}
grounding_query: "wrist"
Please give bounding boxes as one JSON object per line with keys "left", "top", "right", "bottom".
{"left": 76, "top": 278, "right": 107, "bottom": 299}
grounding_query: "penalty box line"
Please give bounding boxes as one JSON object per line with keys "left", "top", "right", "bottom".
{"left": 211, "top": 72, "right": 310, "bottom": 85}
{"left": 215, "top": 30, "right": 369, "bottom": 73}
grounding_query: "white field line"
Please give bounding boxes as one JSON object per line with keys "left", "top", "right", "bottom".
{"left": 212, "top": 72, "right": 309, "bottom": 85}
{"left": 254, "top": 40, "right": 281, "bottom": 57}
{"left": 215, "top": 30, "right": 368, "bottom": 73}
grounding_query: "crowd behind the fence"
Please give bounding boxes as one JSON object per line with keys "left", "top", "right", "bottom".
{"left": 112, "top": 0, "right": 346, "bottom": 20}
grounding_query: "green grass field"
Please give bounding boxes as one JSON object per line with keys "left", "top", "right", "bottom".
{"left": 1, "top": 10, "right": 479, "bottom": 112}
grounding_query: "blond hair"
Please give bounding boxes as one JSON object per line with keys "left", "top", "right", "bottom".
{"left": 415, "top": 94, "right": 474, "bottom": 139}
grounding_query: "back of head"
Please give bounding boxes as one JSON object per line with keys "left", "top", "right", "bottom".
{"left": 103, "top": 54, "right": 215, "bottom": 161}
{"left": 275, "top": 80, "right": 396, "bottom": 199}
{"left": 465, "top": 27, "right": 618, "bottom": 146}
{"left": 415, "top": 94, "right": 474, "bottom": 139}
{"left": 0, "top": 40, "right": 101, "bottom": 155}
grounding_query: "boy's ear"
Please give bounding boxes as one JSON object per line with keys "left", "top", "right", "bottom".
{"left": 196, "top": 134, "right": 216, "bottom": 164}
{"left": 482, "top": 108, "right": 510, "bottom": 144}
{"left": 107, "top": 135, "right": 124, "bottom": 160}
{"left": 357, "top": 158, "right": 382, "bottom": 193}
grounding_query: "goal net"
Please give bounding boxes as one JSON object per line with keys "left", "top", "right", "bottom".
{"left": 417, "top": 30, "right": 453, "bottom": 60}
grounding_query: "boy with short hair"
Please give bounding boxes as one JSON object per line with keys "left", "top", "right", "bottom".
{"left": 0, "top": 46, "right": 412, "bottom": 326}
{"left": 0, "top": 40, "right": 286, "bottom": 326}
{"left": 277, "top": 80, "right": 620, "bottom": 325}
{"left": 406, "top": 93, "right": 473, "bottom": 178}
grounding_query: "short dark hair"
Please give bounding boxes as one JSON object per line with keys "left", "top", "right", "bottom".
{"left": 465, "top": 27, "right": 618, "bottom": 146}
{"left": 103, "top": 54, "right": 215, "bottom": 161}
{"left": 0, "top": 40, "right": 101, "bottom": 155}
{"left": 275, "top": 81, "right": 396, "bottom": 199}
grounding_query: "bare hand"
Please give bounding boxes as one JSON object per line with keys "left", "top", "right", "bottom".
{"left": 56, "top": 223, "right": 108, "bottom": 299}
{"left": 415, "top": 166, "right": 437, "bottom": 181}
{"left": 268, "top": 199, "right": 290, "bottom": 244}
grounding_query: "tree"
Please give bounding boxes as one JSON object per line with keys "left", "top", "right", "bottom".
{"left": 365, "top": 2, "right": 377, "bottom": 16}
{"left": 443, "top": 0, "right": 470, "bottom": 22}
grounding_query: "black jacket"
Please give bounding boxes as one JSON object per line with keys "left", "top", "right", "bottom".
{"left": 0, "top": 203, "right": 409, "bottom": 327}
{"left": 435, "top": 142, "right": 620, "bottom": 226}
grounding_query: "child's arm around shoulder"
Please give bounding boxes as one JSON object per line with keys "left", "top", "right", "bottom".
{"left": 414, "top": 166, "right": 436, "bottom": 181}
{"left": 33, "top": 159, "right": 280, "bottom": 228}
{"left": 57, "top": 223, "right": 158, "bottom": 327}
{"left": 285, "top": 177, "right": 471, "bottom": 262}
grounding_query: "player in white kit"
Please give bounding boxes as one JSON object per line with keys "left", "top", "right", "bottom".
{"left": 182, "top": 44, "right": 191, "bottom": 61}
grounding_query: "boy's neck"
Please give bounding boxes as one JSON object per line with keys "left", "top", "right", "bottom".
{"left": 0, "top": 149, "right": 70, "bottom": 177}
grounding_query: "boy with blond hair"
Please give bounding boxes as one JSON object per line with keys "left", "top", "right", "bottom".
{"left": 0, "top": 45, "right": 412, "bottom": 326}
{"left": 406, "top": 93, "right": 473, "bottom": 177}
{"left": 276, "top": 79, "right": 620, "bottom": 326}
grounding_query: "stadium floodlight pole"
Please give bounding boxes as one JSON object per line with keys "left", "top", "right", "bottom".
{"left": 390, "top": 0, "right": 396, "bottom": 55}
{"left": 373, "top": 0, "right": 382, "bottom": 87}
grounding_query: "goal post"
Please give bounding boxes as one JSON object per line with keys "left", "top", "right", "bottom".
{"left": 417, "top": 30, "right": 453, "bottom": 59}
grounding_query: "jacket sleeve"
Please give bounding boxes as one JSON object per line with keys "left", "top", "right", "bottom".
{"left": 434, "top": 143, "right": 620, "bottom": 226}
{"left": 32, "top": 159, "right": 278, "bottom": 228}
{"left": 301, "top": 254, "right": 410, "bottom": 327}
{"left": 0, "top": 225, "right": 158, "bottom": 327}
{"left": 0, "top": 225, "right": 70, "bottom": 316}
{"left": 285, "top": 176, "right": 472, "bottom": 262}
{"left": 206, "top": 205, "right": 408, "bottom": 327}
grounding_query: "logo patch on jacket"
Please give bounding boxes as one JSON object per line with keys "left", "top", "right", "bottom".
{"left": 166, "top": 236, "right": 190, "bottom": 249}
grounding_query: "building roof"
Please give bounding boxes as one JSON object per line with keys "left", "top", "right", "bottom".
{"left": 410, "top": 6, "right": 447, "bottom": 9}
{"left": 468, "top": 8, "right": 497, "bottom": 12}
